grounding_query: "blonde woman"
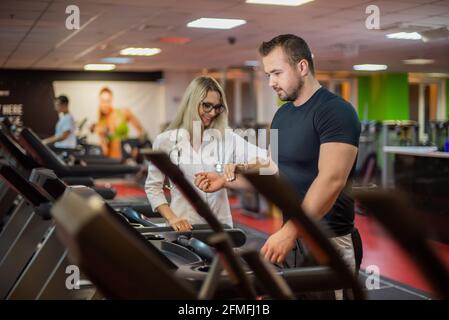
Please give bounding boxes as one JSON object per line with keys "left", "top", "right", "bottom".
{"left": 145, "top": 76, "right": 269, "bottom": 231}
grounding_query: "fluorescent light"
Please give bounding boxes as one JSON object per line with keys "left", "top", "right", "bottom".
{"left": 83, "top": 64, "right": 116, "bottom": 71}
{"left": 353, "top": 64, "right": 388, "bottom": 71}
{"left": 101, "top": 57, "right": 133, "bottom": 64}
{"left": 246, "top": 0, "right": 313, "bottom": 6}
{"left": 120, "top": 47, "right": 161, "bottom": 56}
{"left": 187, "top": 18, "right": 246, "bottom": 30}
{"left": 386, "top": 32, "right": 422, "bottom": 40}
{"left": 427, "top": 73, "right": 448, "bottom": 78}
{"left": 403, "top": 58, "right": 434, "bottom": 65}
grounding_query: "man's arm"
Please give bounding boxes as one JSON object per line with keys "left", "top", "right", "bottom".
{"left": 302, "top": 142, "right": 358, "bottom": 219}
{"left": 194, "top": 156, "right": 278, "bottom": 192}
{"left": 194, "top": 143, "right": 279, "bottom": 192}
{"left": 261, "top": 142, "right": 358, "bottom": 264}
{"left": 42, "top": 130, "right": 71, "bottom": 145}
{"left": 226, "top": 156, "right": 278, "bottom": 188}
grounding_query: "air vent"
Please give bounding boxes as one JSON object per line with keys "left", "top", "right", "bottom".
{"left": 379, "top": 22, "right": 431, "bottom": 32}
{"left": 380, "top": 22, "right": 449, "bottom": 41}
{"left": 420, "top": 27, "right": 449, "bottom": 42}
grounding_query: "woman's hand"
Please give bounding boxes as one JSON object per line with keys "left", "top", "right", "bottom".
{"left": 156, "top": 204, "right": 192, "bottom": 231}
{"left": 168, "top": 216, "right": 192, "bottom": 231}
{"left": 194, "top": 172, "right": 226, "bottom": 192}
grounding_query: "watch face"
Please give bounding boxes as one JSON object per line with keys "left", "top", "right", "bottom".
{"left": 215, "top": 164, "right": 223, "bottom": 173}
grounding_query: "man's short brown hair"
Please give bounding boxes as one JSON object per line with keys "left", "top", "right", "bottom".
{"left": 55, "top": 95, "right": 69, "bottom": 106}
{"left": 259, "top": 34, "right": 315, "bottom": 75}
{"left": 99, "top": 87, "right": 113, "bottom": 96}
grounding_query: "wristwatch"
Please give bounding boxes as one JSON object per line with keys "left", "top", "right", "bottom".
{"left": 215, "top": 163, "right": 223, "bottom": 174}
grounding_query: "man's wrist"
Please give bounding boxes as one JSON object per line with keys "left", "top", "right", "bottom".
{"left": 224, "top": 179, "right": 232, "bottom": 188}
{"left": 283, "top": 221, "right": 300, "bottom": 239}
{"left": 221, "top": 175, "right": 233, "bottom": 188}
{"left": 234, "top": 163, "right": 248, "bottom": 174}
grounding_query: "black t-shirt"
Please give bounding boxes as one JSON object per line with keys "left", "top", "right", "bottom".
{"left": 271, "top": 86, "right": 361, "bottom": 236}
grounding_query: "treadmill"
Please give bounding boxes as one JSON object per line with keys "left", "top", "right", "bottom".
{"left": 143, "top": 151, "right": 365, "bottom": 299}
{"left": 0, "top": 125, "right": 116, "bottom": 200}
{"left": 44, "top": 150, "right": 368, "bottom": 299}
{"left": 18, "top": 127, "right": 139, "bottom": 179}
{"left": 51, "top": 185, "right": 349, "bottom": 299}
{"left": 0, "top": 126, "right": 152, "bottom": 213}
{"left": 0, "top": 164, "right": 246, "bottom": 299}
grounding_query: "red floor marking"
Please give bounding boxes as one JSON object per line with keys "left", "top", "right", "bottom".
{"left": 355, "top": 214, "right": 449, "bottom": 295}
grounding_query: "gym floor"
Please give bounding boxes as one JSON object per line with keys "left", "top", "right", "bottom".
{"left": 108, "top": 179, "right": 449, "bottom": 300}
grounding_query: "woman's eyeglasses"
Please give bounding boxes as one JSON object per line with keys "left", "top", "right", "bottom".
{"left": 201, "top": 102, "right": 225, "bottom": 114}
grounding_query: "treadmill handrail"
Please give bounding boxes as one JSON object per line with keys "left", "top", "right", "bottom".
{"left": 0, "top": 126, "right": 40, "bottom": 170}
{"left": 0, "top": 163, "right": 50, "bottom": 206}
{"left": 19, "top": 127, "right": 67, "bottom": 169}
{"left": 18, "top": 127, "right": 139, "bottom": 178}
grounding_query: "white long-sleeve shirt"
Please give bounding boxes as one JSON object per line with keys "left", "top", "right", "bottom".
{"left": 145, "top": 129, "right": 268, "bottom": 227}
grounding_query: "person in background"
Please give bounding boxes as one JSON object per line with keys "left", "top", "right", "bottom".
{"left": 94, "top": 87, "right": 144, "bottom": 159}
{"left": 43, "top": 95, "right": 77, "bottom": 149}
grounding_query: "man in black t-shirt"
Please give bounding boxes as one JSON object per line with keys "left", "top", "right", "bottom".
{"left": 271, "top": 86, "right": 360, "bottom": 236}
{"left": 194, "top": 35, "right": 361, "bottom": 294}
{"left": 258, "top": 35, "right": 361, "bottom": 278}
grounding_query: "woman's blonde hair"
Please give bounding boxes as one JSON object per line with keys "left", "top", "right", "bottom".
{"left": 166, "top": 76, "right": 229, "bottom": 137}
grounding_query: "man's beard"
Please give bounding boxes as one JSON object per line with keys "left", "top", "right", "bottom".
{"left": 278, "top": 76, "right": 304, "bottom": 102}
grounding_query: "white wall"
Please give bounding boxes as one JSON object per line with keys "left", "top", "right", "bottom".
{"left": 255, "top": 69, "right": 278, "bottom": 125}
{"left": 163, "top": 70, "right": 198, "bottom": 125}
